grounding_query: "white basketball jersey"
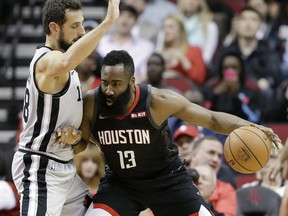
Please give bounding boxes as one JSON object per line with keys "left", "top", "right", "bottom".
{"left": 19, "top": 45, "right": 83, "bottom": 161}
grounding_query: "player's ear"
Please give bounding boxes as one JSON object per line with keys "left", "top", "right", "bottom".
{"left": 129, "top": 76, "right": 135, "bottom": 87}
{"left": 49, "top": 22, "right": 60, "bottom": 35}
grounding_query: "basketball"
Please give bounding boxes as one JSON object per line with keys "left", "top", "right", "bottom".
{"left": 224, "top": 125, "right": 272, "bottom": 174}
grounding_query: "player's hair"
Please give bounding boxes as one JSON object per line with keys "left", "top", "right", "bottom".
{"left": 42, "top": 0, "right": 82, "bottom": 35}
{"left": 102, "top": 50, "right": 135, "bottom": 77}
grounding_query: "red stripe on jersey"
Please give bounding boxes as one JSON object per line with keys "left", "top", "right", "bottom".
{"left": 93, "top": 203, "right": 120, "bottom": 216}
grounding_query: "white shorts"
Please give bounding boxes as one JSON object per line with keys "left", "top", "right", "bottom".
{"left": 12, "top": 150, "right": 88, "bottom": 216}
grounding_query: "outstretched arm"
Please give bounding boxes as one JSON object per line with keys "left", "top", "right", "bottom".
{"left": 150, "top": 87, "right": 282, "bottom": 148}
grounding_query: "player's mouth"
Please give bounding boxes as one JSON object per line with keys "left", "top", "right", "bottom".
{"left": 106, "top": 98, "right": 114, "bottom": 106}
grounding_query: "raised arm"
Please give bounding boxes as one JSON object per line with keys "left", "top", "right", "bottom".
{"left": 39, "top": 0, "right": 120, "bottom": 77}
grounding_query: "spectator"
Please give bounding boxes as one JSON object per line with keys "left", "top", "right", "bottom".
{"left": 0, "top": 155, "right": 20, "bottom": 216}
{"left": 158, "top": 14, "right": 207, "bottom": 86}
{"left": 74, "top": 143, "right": 105, "bottom": 196}
{"left": 77, "top": 51, "right": 101, "bottom": 94}
{"left": 82, "top": 20, "right": 103, "bottom": 79}
{"left": 173, "top": 124, "right": 199, "bottom": 165}
{"left": 97, "top": 3, "right": 155, "bottom": 83}
{"left": 218, "top": 6, "right": 283, "bottom": 122}
{"left": 144, "top": 52, "right": 167, "bottom": 88}
{"left": 242, "top": 143, "right": 287, "bottom": 197}
{"left": 190, "top": 165, "right": 224, "bottom": 216}
{"left": 125, "top": 0, "right": 177, "bottom": 44}
{"left": 203, "top": 51, "right": 262, "bottom": 123}
{"left": 176, "top": 0, "right": 219, "bottom": 66}
{"left": 189, "top": 136, "right": 237, "bottom": 216}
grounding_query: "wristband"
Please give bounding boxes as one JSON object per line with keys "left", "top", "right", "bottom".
{"left": 71, "top": 140, "right": 81, "bottom": 147}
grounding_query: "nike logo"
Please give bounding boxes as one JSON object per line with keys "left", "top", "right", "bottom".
{"left": 99, "top": 114, "right": 110, "bottom": 119}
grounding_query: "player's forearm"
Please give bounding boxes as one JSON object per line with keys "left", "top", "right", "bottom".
{"left": 64, "top": 20, "right": 114, "bottom": 70}
{"left": 209, "top": 111, "right": 252, "bottom": 135}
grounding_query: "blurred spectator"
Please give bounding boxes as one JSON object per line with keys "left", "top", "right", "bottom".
{"left": 97, "top": 4, "right": 155, "bottom": 83}
{"left": 218, "top": 6, "right": 283, "bottom": 122}
{"left": 144, "top": 52, "right": 167, "bottom": 88}
{"left": 82, "top": 20, "right": 103, "bottom": 81}
{"left": 190, "top": 165, "right": 224, "bottom": 216}
{"left": 282, "top": 38, "right": 288, "bottom": 79}
{"left": 125, "top": 0, "right": 177, "bottom": 44}
{"left": 280, "top": 184, "right": 288, "bottom": 216}
{"left": 0, "top": 155, "right": 20, "bottom": 215}
{"left": 242, "top": 144, "right": 287, "bottom": 197}
{"left": 0, "top": 112, "right": 22, "bottom": 182}
{"left": 77, "top": 51, "right": 101, "bottom": 94}
{"left": 203, "top": 51, "right": 262, "bottom": 123}
{"left": 189, "top": 136, "right": 237, "bottom": 216}
{"left": 158, "top": 14, "right": 207, "bottom": 86}
{"left": 223, "top": 15, "right": 239, "bottom": 47}
{"left": 173, "top": 124, "right": 199, "bottom": 165}
{"left": 206, "top": 0, "right": 235, "bottom": 43}
{"left": 176, "top": 0, "right": 219, "bottom": 66}
{"left": 74, "top": 143, "right": 105, "bottom": 196}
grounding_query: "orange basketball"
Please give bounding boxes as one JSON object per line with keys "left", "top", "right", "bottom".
{"left": 224, "top": 125, "right": 272, "bottom": 174}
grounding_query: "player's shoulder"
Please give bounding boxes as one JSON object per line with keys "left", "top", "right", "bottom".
{"left": 151, "top": 86, "right": 182, "bottom": 102}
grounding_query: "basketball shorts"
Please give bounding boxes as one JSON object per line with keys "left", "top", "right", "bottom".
{"left": 12, "top": 150, "right": 88, "bottom": 216}
{"left": 86, "top": 170, "right": 213, "bottom": 216}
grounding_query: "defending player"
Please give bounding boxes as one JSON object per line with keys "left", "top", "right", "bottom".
{"left": 11, "top": 0, "right": 120, "bottom": 215}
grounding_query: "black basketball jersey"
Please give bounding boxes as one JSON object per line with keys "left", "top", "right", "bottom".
{"left": 92, "top": 84, "right": 182, "bottom": 181}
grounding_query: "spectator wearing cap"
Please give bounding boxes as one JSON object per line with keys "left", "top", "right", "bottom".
{"left": 174, "top": 124, "right": 199, "bottom": 166}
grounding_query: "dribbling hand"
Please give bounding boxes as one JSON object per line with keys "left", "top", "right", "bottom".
{"left": 250, "top": 123, "right": 282, "bottom": 149}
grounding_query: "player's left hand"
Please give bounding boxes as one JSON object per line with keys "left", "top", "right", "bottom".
{"left": 250, "top": 123, "right": 282, "bottom": 149}
{"left": 52, "top": 126, "right": 82, "bottom": 145}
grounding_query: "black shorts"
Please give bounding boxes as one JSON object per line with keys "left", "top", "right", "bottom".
{"left": 92, "top": 169, "right": 212, "bottom": 216}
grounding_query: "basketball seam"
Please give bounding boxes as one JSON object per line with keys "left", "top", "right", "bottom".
{"left": 228, "top": 134, "right": 254, "bottom": 173}
{"left": 233, "top": 131, "right": 264, "bottom": 168}
{"left": 238, "top": 128, "right": 270, "bottom": 159}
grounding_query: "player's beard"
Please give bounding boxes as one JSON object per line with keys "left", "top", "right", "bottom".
{"left": 57, "top": 31, "right": 72, "bottom": 51}
{"left": 99, "top": 84, "right": 131, "bottom": 116}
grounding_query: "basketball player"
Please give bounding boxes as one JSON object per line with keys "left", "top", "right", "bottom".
{"left": 11, "top": 0, "right": 119, "bottom": 215}
{"left": 57, "top": 50, "right": 282, "bottom": 216}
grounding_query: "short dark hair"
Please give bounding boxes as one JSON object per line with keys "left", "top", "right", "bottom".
{"left": 102, "top": 50, "right": 135, "bottom": 77}
{"left": 119, "top": 3, "right": 138, "bottom": 19}
{"left": 239, "top": 6, "right": 263, "bottom": 21}
{"left": 42, "top": 0, "right": 82, "bottom": 35}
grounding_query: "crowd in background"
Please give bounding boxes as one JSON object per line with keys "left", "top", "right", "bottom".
{"left": 1, "top": 0, "right": 288, "bottom": 215}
